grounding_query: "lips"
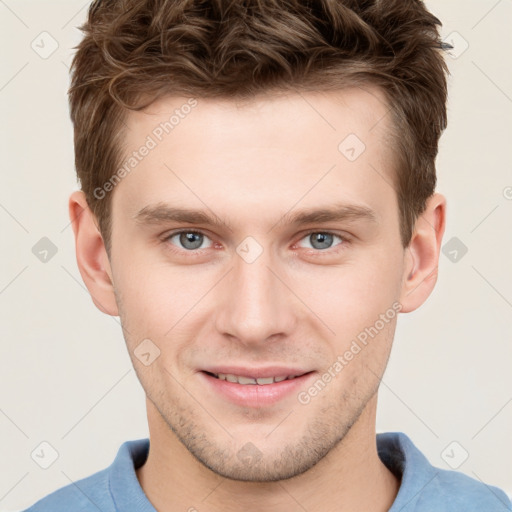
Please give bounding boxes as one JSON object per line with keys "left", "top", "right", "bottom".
{"left": 199, "top": 369, "right": 316, "bottom": 407}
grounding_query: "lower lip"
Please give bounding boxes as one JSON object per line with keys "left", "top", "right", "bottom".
{"left": 199, "top": 371, "right": 315, "bottom": 408}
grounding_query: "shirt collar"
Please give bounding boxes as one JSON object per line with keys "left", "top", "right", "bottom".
{"left": 108, "top": 432, "right": 429, "bottom": 510}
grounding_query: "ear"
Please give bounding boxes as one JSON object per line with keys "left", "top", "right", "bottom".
{"left": 399, "top": 193, "right": 447, "bottom": 313}
{"left": 68, "top": 190, "right": 119, "bottom": 316}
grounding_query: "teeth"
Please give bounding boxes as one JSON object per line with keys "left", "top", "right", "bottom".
{"left": 238, "top": 376, "right": 257, "bottom": 385}
{"left": 256, "top": 377, "right": 274, "bottom": 385}
{"left": 213, "top": 373, "right": 298, "bottom": 385}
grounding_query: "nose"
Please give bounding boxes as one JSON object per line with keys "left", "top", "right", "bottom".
{"left": 214, "top": 244, "right": 297, "bottom": 347}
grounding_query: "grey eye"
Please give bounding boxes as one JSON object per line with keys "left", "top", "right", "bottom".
{"left": 169, "top": 231, "right": 211, "bottom": 250}
{"left": 310, "top": 233, "right": 333, "bottom": 250}
{"left": 299, "top": 232, "right": 343, "bottom": 251}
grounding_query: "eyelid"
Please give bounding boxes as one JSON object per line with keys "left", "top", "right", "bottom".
{"left": 297, "top": 228, "right": 349, "bottom": 240}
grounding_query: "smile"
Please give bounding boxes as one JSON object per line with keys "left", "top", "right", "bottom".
{"left": 205, "top": 372, "right": 301, "bottom": 385}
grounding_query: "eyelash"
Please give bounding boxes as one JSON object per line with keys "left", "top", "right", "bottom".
{"left": 162, "top": 229, "right": 350, "bottom": 257}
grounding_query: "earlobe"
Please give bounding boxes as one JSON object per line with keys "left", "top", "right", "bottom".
{"left": 399, "top": 193, "right": 447, "bottom": 313}
{"left": 69, "top": 190, "right": 119, "bottom": 316}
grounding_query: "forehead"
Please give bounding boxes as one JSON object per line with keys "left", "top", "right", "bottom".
{"left": 130, "top": 85, "right": 394, "bottom": 147}
{"left": 113, "top": 86, "right": 398, "bottom": 227}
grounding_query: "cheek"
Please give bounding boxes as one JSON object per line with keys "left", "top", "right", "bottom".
{"left": 114, "top": 267, "right": 199, "bottom": 388}
{"left": 113, "top": 256, "right": 216, "bottom": 346}
{"left": 288, "top": 251, "right": 403, "bottom": 336}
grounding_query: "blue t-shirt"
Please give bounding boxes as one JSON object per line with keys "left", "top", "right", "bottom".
{"left": 23, "top": 432, "right": 511, "bottom": 511}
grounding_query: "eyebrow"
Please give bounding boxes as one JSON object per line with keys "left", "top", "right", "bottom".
{"left": 277, "top": 203, "right": 378, "bottom": 229}
{"left": 134, "top": 202, "right": 378, "bottom": 231}
{"left": 134, "top": 203, "right": 230, "bottom": 229}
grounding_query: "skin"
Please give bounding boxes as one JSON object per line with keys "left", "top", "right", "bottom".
{"left": 70, "top": 86, "right": 446, "bottom": 512}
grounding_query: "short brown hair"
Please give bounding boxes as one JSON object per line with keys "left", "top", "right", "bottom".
{"left": 69, "top": 0, "right": 451, "bottom": 251}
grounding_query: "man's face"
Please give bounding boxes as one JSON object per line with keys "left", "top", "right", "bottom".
{"left": 109, "top": 87, "right": 408, "bottom": 481}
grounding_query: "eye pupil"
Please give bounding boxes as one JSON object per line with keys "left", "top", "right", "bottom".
{"left": 310, "top": 232, "right": 333, "bottom": 250}
{"left": 180, "top": 232, "right": 203, "bottom": 250}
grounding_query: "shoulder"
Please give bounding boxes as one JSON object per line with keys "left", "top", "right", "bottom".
{"left": 430, "top": 468, "right": 512, "bottom": 512}
{"left": 426, "top": 466, "right": 512, "bottom": 510}
{"left": 21, "top": 467, "right": 113, "bottom": 512}
{"left": 21, "top": 438, "right": 150, "bottom": 512}
{"left": 378, "top": 432, "right": 512, "bottom": 511}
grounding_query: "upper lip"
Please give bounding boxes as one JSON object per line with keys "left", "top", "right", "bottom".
{"left": 201, "top": 366, "right": 312, "bottom": 379}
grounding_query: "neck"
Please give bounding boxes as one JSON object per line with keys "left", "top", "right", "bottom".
{"left": 136, "top": 395, "right": 400, "bottom": 512}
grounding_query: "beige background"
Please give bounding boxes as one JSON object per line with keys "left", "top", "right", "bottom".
{"left": 1, "top": 1, "right": 511, "bottom": 510}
